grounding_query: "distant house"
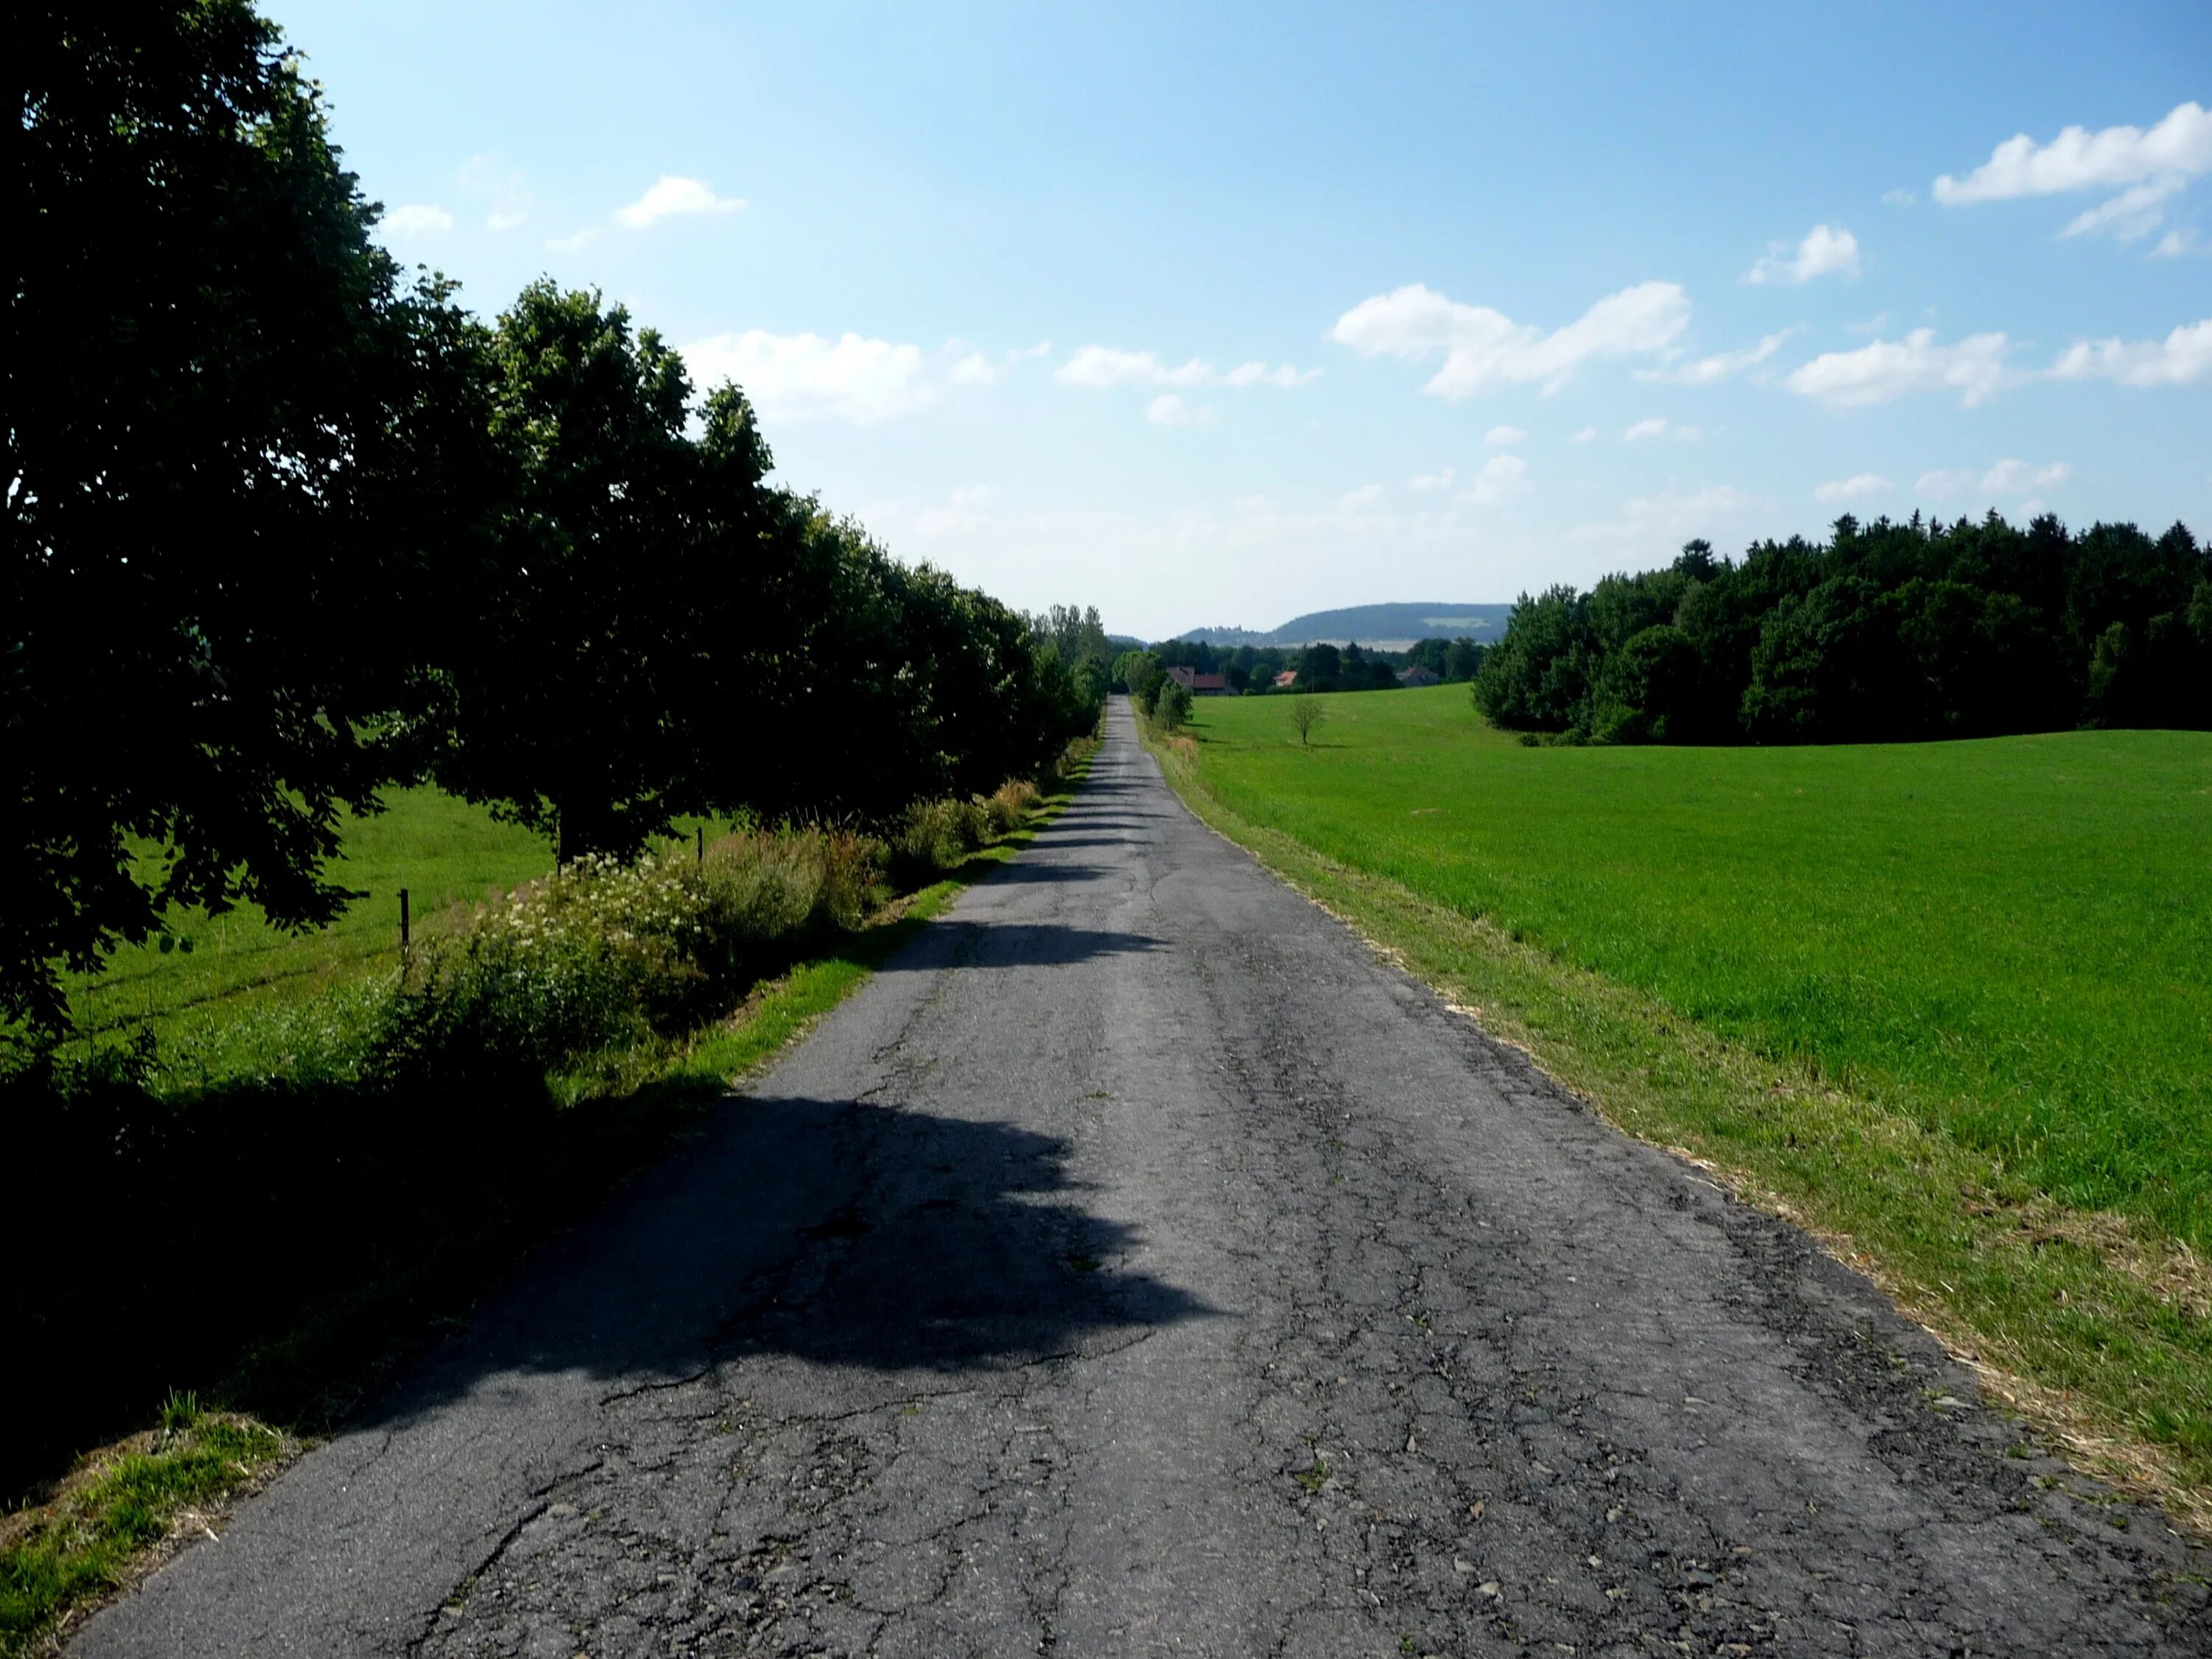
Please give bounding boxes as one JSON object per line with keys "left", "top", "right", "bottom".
{"left": 1273, "top": 669, "right": 1298, "bottom": 689}
{"left": 1397, "top": 666, "right": 1441, "bottom": 688}
{"left": 1167, "top": 664, "right": 1231, "bottom": 695}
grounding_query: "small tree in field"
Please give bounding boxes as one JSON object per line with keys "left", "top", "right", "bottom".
{"left": 1290, "top": 695, "right": 1325, "bottom": 748}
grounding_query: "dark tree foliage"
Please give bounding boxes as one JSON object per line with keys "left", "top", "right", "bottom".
{"left": 7, "top": 5, "right": 1102, "bottom": 1032}
{"left": 1473, "top": 515, "right": 2211, "bottom": 744}
{"left": 1405, "top": 637, "right": 1489, "bottom": 681}
{"left": 430, "top": 282, "right": 700, "bottom": 859}
{"left": 7, "top": 0, "right": 501, "bottom": 1028}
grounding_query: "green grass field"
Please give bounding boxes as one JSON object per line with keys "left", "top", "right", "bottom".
{"left": 1183, "top": 686, "right": 2212, "bottom": 1253}
{"left": 65, "top": 787, "right": 556, "bottom": 1045}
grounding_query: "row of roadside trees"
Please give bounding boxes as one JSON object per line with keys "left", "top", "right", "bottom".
{"left": 8, "top": 0, "right": 1099, "bottom": 1032}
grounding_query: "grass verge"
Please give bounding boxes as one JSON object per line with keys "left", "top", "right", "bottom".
{"left": 1140, "top": 712, "right": 2212, "bottom": 1537}
{"left": 0, "top": 753, "right": 1092, "bottom": 1658}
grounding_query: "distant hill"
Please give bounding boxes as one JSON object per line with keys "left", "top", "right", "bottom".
{"left": 1177, "top": 602, "right": 1513, "bottom": 649}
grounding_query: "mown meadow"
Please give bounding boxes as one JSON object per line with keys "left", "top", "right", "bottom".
{"left": 1155, "top": 685, "right": 2212, "bottom": 1512}
{"left": 1186, "top": 686, "right": 2212, "bottom": 1247}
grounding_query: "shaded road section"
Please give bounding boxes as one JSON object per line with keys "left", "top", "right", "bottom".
{"left": 77, "top": 699, "right": 2210, "bottom": 1656}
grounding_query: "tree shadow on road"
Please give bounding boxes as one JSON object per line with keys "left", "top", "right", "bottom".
{"left": 353, "top": 1096, "right": 1217, "bottom": 1422}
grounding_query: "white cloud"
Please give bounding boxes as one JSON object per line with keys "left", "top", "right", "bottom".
{"left": 2152, "top": 229, "right": 2198, "bottom": 258}
{"left": 1935, "top": 102, "right": 2212, "bottom": 243}
{"left": 616, "top": 175, "right": 746, "bottom": 228}
{"left": 947, "top": 349, "right": 996, "bottom": 386}
{"left": 459, "top": 155, "right": 532, "bottom": 231}
{"left": 1935, "top": 102, "right": 2212, "bottom": 204}
{"left": 1916, "top": 459, "right": 2070, "bottom": 500}
{"left": 1408, "top": 467, "right": 1455, "bottom": 491}
{"left": 682, "top": 330, "right": 931, "bottom": 424}
{"left": 1060, "top": 349, "right": 1208, "bottom": 386}
{"left": 546, "top": 226, "right": 600, "bottom": 253}
{"left": 1746, "top": 224, "right": 1860, "bottom": 285}
{"left": 1220, "top": 361, "right": 1321, "bottom": 388}
{"left": 1146, "top": 392, "right": 1214, "bottom": 428}
{"left": 1460, "top": 454, "right": 1531, "bottom": 506}
{"left": 1057, "top": 347, "right": 1314, "bottom": 389}
{"left": 1624, "top": 417, "right": 1702, "bottom": 442}
{"left": 1571, "top": 426, "right": 1598, "bottom": 443}
{"left": 1882, "top": 187, "right": 1918, "bottom": 206}
{"left": 1483, "top": 424, "right": 1526, "bottom": 445}
{"left": 2047, "top": 318, "right": 2212, "bottom": 386}
{"left": 1638, "top": 330, "right": 1791, "bottom": 384}
{"left": 1012, "top": 341, "right": 1054, "bottom": 360}
{"left": 2062, "top": 176, "right": 2188, "bottom": 241}
{"left": 909, "top": 485, "right": 998, "bottom": 537}
{"left": 383, "top": 203, "right": 453, "bottom": 237}
{"left": 1329, "top": 279, "right": 1689, "bottom": 397}
{"left": 1813, "top": 473, "right": 1892, "bottom": 503}
{"left": 1340, "top": 484, "right": 1385, "bottom": 508}
{"left": 1568, "top": 484, "right": 1751, "bottom": 548}
{"left": 1786, "top": 328, "right": 2013, "bottom": 407}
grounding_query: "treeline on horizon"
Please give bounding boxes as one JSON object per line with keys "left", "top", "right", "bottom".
{"left": 9, "top": 0, "right": 1105, "bottom": 1032}
{"left": 1473, "top": 513, "right": 2212, "bottom": 745}
{"left": 1141, "top": 636, "right": 1490, "bottom": 694}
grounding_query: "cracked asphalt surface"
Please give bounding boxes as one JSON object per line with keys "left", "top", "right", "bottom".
{"left": 77, "top": 698, "right": 2212, "bottom": 1657}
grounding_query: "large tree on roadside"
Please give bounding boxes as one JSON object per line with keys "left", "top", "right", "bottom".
{"left": 6, "top": 0, "right": 499, "bottom": 1031}
{"left": 431, "top": 282, "right": 700, "bottom": 861}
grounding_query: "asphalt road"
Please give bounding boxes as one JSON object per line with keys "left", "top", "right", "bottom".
{"left": 77, "top": 698, "right": 2211, "bottom": 1657}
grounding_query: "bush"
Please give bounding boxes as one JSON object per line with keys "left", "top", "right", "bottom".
{"left": 1154, "top": 681, "right": 1194, "bottom": 731}
{"left": 378, "top": 828, "right": 886, "bottom": 1077}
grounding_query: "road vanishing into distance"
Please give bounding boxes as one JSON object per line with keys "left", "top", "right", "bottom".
{"left": 80, "top": 700, "right": 2211, "bottom": 1657}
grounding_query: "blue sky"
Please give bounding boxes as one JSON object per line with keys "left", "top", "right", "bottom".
{"left": 273, "top": 0, "right": 2211, "bottom": 639}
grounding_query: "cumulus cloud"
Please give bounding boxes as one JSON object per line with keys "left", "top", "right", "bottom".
{"left": 1638, "top": 330, "right": 1791, "bottom": 384}
{"left": 1812, "top": 473, "right": 1892, "bottom": 503}
{"left": 1460, "top": 454, "right": 1531, "bottom": 506}
{"left": 1146, "top": 393, "right": 1214, "bottom": 428}
{"left": 1935, "top": 102, "right": 2212, "bottom": 243}
{"left": 1329, "top": 280, "right": 1689, "bottom": 397}
{"left": 1935, "top": 102, "right": 2212, "bottom": 204}
{"left": 1786, "top": 328, "right": 2013, "bottom": 407}
{"left": 947, "top": 352, "right": 996, "bottom": 386}
{"left": 383, "top": 203, "right": 453, "bottom": 237}
{"left": 1916, "top": 460, "right": 2070, "bottom": 500}
{"left": 1746, "top": 225, "right": 1860, "bottom": 285}
{"left": 1056, "top": 347, "right": 1315, "bottom": 389}
{"left": 682, "top": 330, "right": 931, "bottom": 424}
{"left": 1409, "top": 467, "right": 1455, "bottom": 491}
{"left": 617, "top": 175, "right": 746, "bottom": 228}
{"left": 1484, "top": 425, "right": 1526, "bottom": 445}
{"left": 2152, "top": 229, "right": 2199, "bottom": 258}
{"left": 2047, "top": 318, "right": 2212, "bottom": 386}
{"left": 1339, "top": 484, "right": 1385, "bottom": 508}
{"left": 1571, "top": 426, "right": 1598, "bottom": 443}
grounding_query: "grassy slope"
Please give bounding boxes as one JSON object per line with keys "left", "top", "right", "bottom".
{"left": 1150, "top": 688, "right": 2211, "bottom": 1519}
{"left": 65, "top": 787, "right": 554, "bottom": 1043}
